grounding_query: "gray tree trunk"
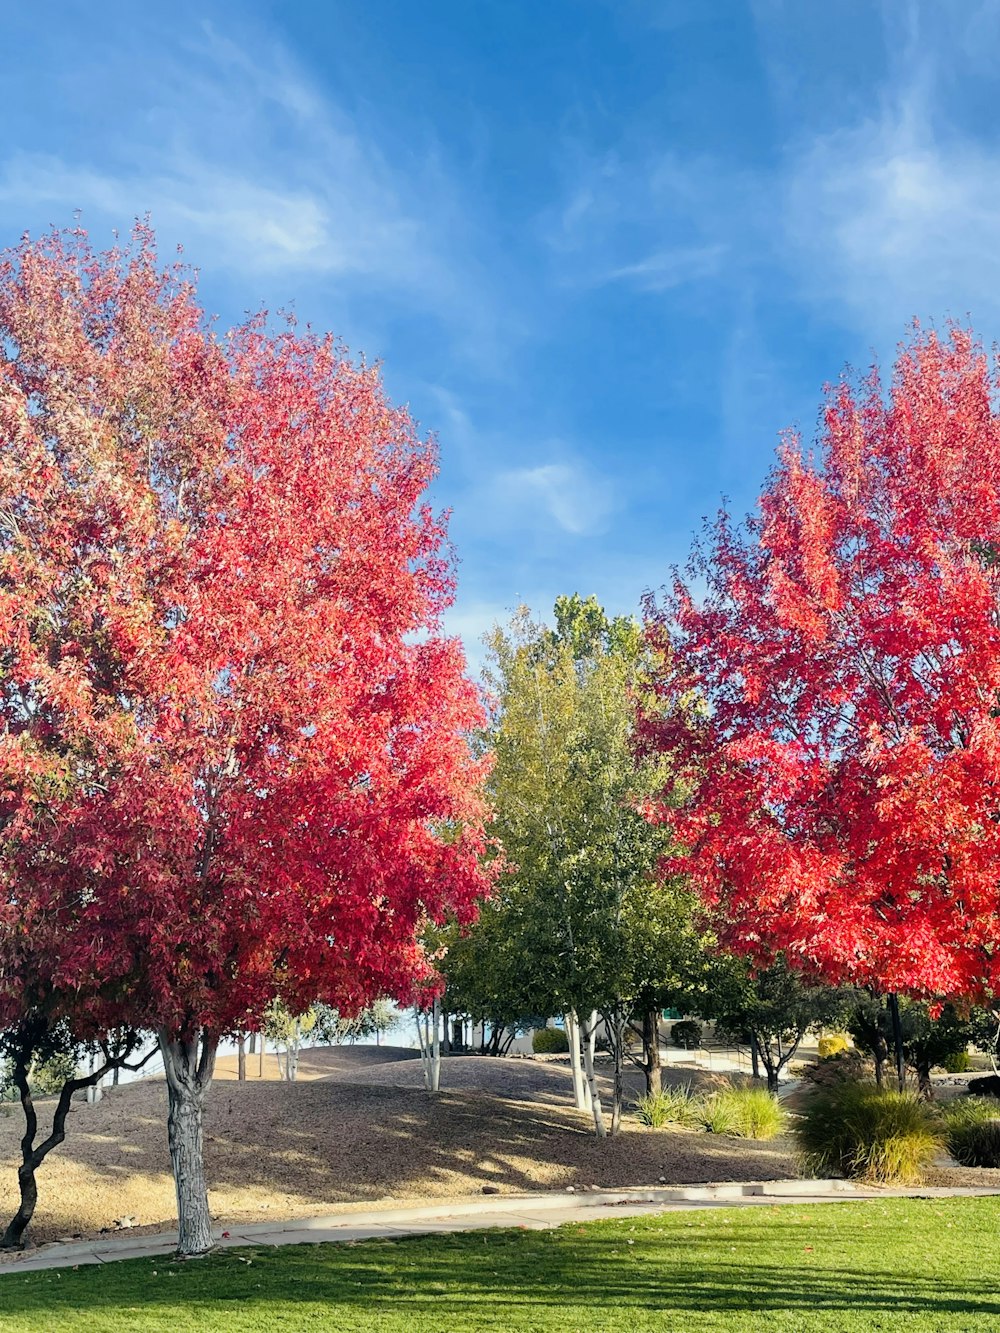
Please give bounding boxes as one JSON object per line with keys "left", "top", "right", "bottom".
{"left": 431, "top": 998, "right": 441, "bottom": 1093}
{"left": 610, "top": 1008, "right": 625, "bottom": 1136}
{"left": 643, "top": 1009, "right": 662, "bottom": 1096}
{"left": 237, "top": 1037, "right": 246, "bottom": 1082}
{"left": 565, "top": 1011, "right": 591, "bottom": 1111}
{"left": 580, "top": 1011, "right": 606, "bottom": 1139}
{"left": 159, "top": 1030, "right": 218, "bottom": 1257}
{"left": 415, "top": 1004, "right": 441, "bottom": 1092}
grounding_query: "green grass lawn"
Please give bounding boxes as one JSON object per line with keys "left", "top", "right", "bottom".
{"left": 2, "top": 1197, "right": 999, "bottom": 1332}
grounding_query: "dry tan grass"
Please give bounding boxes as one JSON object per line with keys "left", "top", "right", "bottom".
{"left": 1, "top": 1047, "right": 793, "bottom": 1247}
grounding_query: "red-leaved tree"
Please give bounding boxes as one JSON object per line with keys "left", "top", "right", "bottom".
{"left": 643, "top": 327, "right": 1000, "bottom": 1009}
{"left": 0, "top": 226, "right": 492, "bottom": 1253}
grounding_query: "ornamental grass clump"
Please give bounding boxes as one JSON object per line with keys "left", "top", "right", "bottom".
{"left": 700, "top": 1086, "right": 785, "bottom": 1139}
{"left": 795, "top": 1082, "right": 942, "bottom": 1185}
{"left": 942, "top": 1099, "right": 1000, "bottom": 1168}
{"left": 635, "top": 1083, "right": 703, "bottom": 1129}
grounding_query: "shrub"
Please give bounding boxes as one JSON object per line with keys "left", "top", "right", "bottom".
{"left": 942, "top": 1050, "right": 973, "bottom": 1074}
{"left": 818, "top": 1034, "right": 850, "bottom": 1059}
{"left": 635, "top": 1083, "right": 703, "bottom": 1129}
{"left": 795, "top": 1082, "right": 942, "bottom": 1185}
{"left": 800, "top": 1050, "right": 872, "bottom": 1090}
{"left": 532, "top": 1027, "right": 569, "bottom": 1055}
{"left": 670, "top": 1020, "right": 703, "bottom": 1050}
{"left": 942, "top": 1098, "right": 1000, "bottom": 1167}
{"left": 700, "top": 1086, "right": 785, "bottom": 1139}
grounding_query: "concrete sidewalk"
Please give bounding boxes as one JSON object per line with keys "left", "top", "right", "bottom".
{"left": 4, "top": 1179, "right": 1000, "bottom": 1275}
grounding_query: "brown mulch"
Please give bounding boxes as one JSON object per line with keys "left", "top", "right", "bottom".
{"left": 0, "top": 1048, "right": 794, "bottom": 1248}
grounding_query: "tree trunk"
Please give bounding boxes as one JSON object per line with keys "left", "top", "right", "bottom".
{"left": 873, "top": 1050, "right": 884, "bottom": 1089}
{"left": 431, "top": 997, "right": 441, "bottom": 1093}
{"left": 159, "top": 1030, "right": 218, "bottom": 1257}
{"left": 580, "top": 1011, "right": 606, "bottom": 1139}
{"left": 916, "top": 1056, "right": 934, "bottom": 1101}
{"left": 248, "top": 1033, "right": 257, "bottom": 1057}
{"left": 565, "top": 1011, "right": 590, "bottom": 1111}
{"left": 610, "top": 1008, "right": 625, "bottom": 1136}
{"left": 751, "top": 1036, "right": 761, "bottom": 1081}
{"left": 1, "top": 1053, "right": 39, "bottom": 1250}
{"left": 641, "top": 1009, "right": 662, "bottom": 1096}
{"left": 415, "top": 1004, "right": 441, "bottom": 1092}
{"left": 2, "top": 1041, "right": 150, "bottom": 1250}
{"left": 888, "top": 993, "right": 906, "bottom": 1092}
{"left": 237, "top": 1037, "right": 246, "bottom": 1082}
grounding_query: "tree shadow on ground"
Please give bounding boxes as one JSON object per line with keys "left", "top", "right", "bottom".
{"left": 2, "top": 1202, "right": 999, "bottom": 1329}
{"left": 0, "top": 1070, "right": 798, "bottom": 1242}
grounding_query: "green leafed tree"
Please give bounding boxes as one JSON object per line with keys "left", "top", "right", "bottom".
{"left": 262, "top": 1001, "right": 317, "bottom": 1083}
{"left": 312, "top": 1001, "right": 399, "bottom": 1047}
{"left": 442, "top": 595, "right": 693, "bottom": 1135}
{"left": 706, "top": 954, "right": 855, "bottom": 1092}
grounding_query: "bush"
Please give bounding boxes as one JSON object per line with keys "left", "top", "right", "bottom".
{"left": 700, "top": 1086, "right": 785, "bottom": 1139}
{"left": 818, "top": 1034, "right": 850, "bottom": 1059}
{"left": 635, "top": 1084, "right": 703, "bottom": 1129}
{"left": 942, "top": 1050, "right": 973, "bottom": 1074}
{"left": 795, "top": 1082, "right": 942, "bottom": 1185}
{"left": 670, "top": 1020, "right": 703, "bottom": 1050}
{"left": 942, "top": 1098, "right": 1000, "bottom": 1167}
{"left": 800, "top": 1050, "right": 872, "bottom": 1090}
{"left": 532, "top": 1027, "right": 569, "bottom": 1055}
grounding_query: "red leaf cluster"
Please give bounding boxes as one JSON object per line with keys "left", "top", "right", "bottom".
{"left": 0, "top": 226, "right": 492, "bottom": 1040}
{"left": 643, "top": 327, "right": 1000, "bottom": 998}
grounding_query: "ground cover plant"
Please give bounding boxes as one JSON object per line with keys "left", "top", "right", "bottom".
{"left": 942, "top": 1099, "right": 1000, "bottom": 1168}
{"left": 795, "top": 1083, "right": 942, "bottom": 1184}
{"left": 700, "top": 1086, "right": 786, "bottom": 1140}
{"left": 2, "top": 1198, "right": 1000, "bottom": 1331}
{"left": 635, "top": 1083, "right": 784, "bottom": 1138}
{"left": 634, "top": 1083, "right": 703, "bottom": 1128}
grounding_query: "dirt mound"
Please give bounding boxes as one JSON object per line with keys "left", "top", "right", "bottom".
{"left": 214, "top": 1043, "right": 419, "bottom": 1082}
{"left": 0, "top": 1055, "right": 799, "bottom": 1248}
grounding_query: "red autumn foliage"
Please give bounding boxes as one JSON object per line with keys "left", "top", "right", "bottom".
{"left": 0, "top": 225, "right": 492, "bottom": 1249}
{"left": 642, "top": 327, "right": 1000, "bottom": 1000}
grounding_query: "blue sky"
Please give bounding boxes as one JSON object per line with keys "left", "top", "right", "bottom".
{"left": 3, "top": 1, "right": 999, "bottom": 671}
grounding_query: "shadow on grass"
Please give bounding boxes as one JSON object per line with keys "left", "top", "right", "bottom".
{"left": 3, "top": 1200, "right": 1000, "bottom": 1328}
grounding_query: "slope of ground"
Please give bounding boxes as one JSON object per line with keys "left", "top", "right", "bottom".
{"left": 0, "top": 1049, "right": 793, "bottom": 1246}
{"left": 212, "top": 1043, "right": 420, "bottom": 1082}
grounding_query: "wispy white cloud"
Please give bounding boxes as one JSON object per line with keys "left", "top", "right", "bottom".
{"left": 781, "top": 88, "right": 1000, "bottom": 337}
{"left": 607, "top": 243, "right": 727, "bottom": 292}
{"left": 0, "top": 153, "right": 406, "bottom": 279}
{"left": 0, "top": 18, "right": 485, "bottom": 334}
{"left": 540, "top": 142, "right": 757, "bottom": 297}
{"left": 494, "top": 459, "right": 619, "bottom": 537}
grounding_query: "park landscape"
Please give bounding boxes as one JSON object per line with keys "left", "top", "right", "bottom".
{"left": 8, "top": 4, "right": 1000, "bottom": 1330}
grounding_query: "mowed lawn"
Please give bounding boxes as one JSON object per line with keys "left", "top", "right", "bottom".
{"left": 2, "top": 1197, "right": 999, "bottom": 1332}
